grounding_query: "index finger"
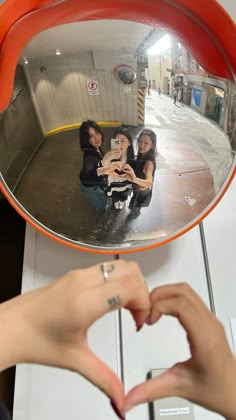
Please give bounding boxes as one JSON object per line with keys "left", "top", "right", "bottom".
{"left": 147, "top": 283, "right": 216, "bottom": 350}
{"left": 112, "top": 151, "right": 121, "bottom": 158}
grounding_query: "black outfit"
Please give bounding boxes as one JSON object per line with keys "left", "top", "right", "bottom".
{"left": 129, "top": 155, "right": 156, "bottom": 217}
{"left": 173, "top": 90, "right": 178, "bottom": 104}
{"left": 80, "top": 148, "right": 106, "bottom": 188}
{"left": 79, "top": 148, "right": 108, "bottom": 210}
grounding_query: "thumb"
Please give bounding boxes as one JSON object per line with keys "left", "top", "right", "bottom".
{"left": 70, "top": 344, "right": 125, "bottom": 414}
{"left": 124, "top": 363, "right": 188, "bottom": 413}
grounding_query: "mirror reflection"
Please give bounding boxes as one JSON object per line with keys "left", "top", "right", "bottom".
{"left": 0, "top": 20, "right": 235, "bottom": 250}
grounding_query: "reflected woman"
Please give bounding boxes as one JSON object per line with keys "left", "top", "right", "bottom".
{"left": 106, "top": 126, "right": 135, "bottom": 210}
{"left": 79, "top": 120, "right": 120, "bottom": 211}
{"left": 123, "top": 129, "right": 157, "bottom": 218}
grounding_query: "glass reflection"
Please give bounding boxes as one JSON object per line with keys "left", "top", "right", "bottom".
{"left": 0, "top": 20, "right": 235, "bottom": 250}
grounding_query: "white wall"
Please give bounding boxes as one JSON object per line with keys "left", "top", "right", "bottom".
{"left": 24, "top": 50, "right": 138, "bottom": 133}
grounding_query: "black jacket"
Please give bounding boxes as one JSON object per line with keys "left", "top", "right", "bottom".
{"left": 79, "top": 149, "right": 107, "bottom": 188}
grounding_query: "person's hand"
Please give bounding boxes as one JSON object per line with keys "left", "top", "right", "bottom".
{"left": 101, "top": 150, "right": 121, "bottom": 166}
{"left": 97, "top": 163, "right": 122, "bottom": 177}
{"left": 110, "top": 161, "right": 128, "bottom": 176}
{"left": 0, "top": 260, "right": 150, "bottom": 416}
{"left": 111, "top": 161, "right": 123, "bottom": 170}
{"left": 125, "top": 283, "right": 236, "bottom": 420}
{"left": 121, "top": 164, "right": 136, "bottom": 182}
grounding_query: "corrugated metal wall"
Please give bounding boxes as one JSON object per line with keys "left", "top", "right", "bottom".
{"left": 24, "top": 51, "right": 138, "bottom": 134}
{"left": 0, "top": 65, "right": 43, "bottom": 191}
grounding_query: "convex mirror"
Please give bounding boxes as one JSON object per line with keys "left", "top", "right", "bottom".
{"left": 0, "top": 5, "right": 235, "bottom": 253}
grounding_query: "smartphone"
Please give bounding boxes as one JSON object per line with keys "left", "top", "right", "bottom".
{"left": 111, "top": 138, "right": 121, "bottom": 151}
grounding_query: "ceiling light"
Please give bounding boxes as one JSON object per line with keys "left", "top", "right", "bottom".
{"left": 56, "top": 49, "right": 61, "bottom": 55}
{"left": 24, "top": 57, "right": 29, "bottom": 64}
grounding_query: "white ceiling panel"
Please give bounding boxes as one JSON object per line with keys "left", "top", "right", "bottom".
{"left": 20, "top": 20, "right": 152, "bottom": 60}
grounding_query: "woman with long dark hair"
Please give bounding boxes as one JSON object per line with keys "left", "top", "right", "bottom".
{"left": 79, "top": 120, "right": 120, "bottom": 211}
{"left": 122, "top": 129, "right": 157, "bottom": 218}
{"left": 106, "top": 126, "right": 135, "bottom": 210}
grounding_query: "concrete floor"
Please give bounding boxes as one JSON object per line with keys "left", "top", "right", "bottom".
{"left": 13, "top": 92, "right": 234, "bottom": 250}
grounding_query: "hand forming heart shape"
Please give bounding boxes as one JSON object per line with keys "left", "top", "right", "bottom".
{"left": 0, "top": 260, "right": 235, "bottom": 420}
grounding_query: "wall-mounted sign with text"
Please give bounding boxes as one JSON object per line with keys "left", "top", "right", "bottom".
{"left": 149, "top": 369, "right": 195, "bottom": 419}
{"left": 87, "top": 80, "right": 99, "bottom": 95}
{"left": 114, "top": 64, "right": 137, "bottom": 85}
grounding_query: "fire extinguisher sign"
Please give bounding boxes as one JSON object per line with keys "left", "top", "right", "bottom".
{"left": 87, "top": 81, "right": 100, "bottom": 95}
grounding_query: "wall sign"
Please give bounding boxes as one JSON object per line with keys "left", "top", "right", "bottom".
{"left": 114, "top": 64, "right": 136, "bottom": 85}
{"left": 150, "top": 369, "right": 195, "bottom": 419}
{"left": 87, "top": 80, "right": 99, "bottom": 95}
{"left": 192, "top": 86, "right": 202, "bottom": 107}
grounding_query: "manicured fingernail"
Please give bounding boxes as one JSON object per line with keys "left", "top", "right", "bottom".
{"left": 110, "top": 400, "right": 125, "bottom": 420}
{"left": 136, "top": 324, "right": 143, "bottom": 332}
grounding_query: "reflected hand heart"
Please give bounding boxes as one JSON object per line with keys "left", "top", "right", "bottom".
{"left": 114, "top": 168, "right": 126, "bottom": 175}
{"left": 112, "top": 161, "right": 126, "bottom": 175}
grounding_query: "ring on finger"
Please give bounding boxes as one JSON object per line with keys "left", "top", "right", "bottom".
{"left": 100, "top": 263, "right": 115, "bottom": 282}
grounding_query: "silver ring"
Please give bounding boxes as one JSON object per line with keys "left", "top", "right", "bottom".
{"left": 100, "top": 263, "right": 115, "bottom": 282}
